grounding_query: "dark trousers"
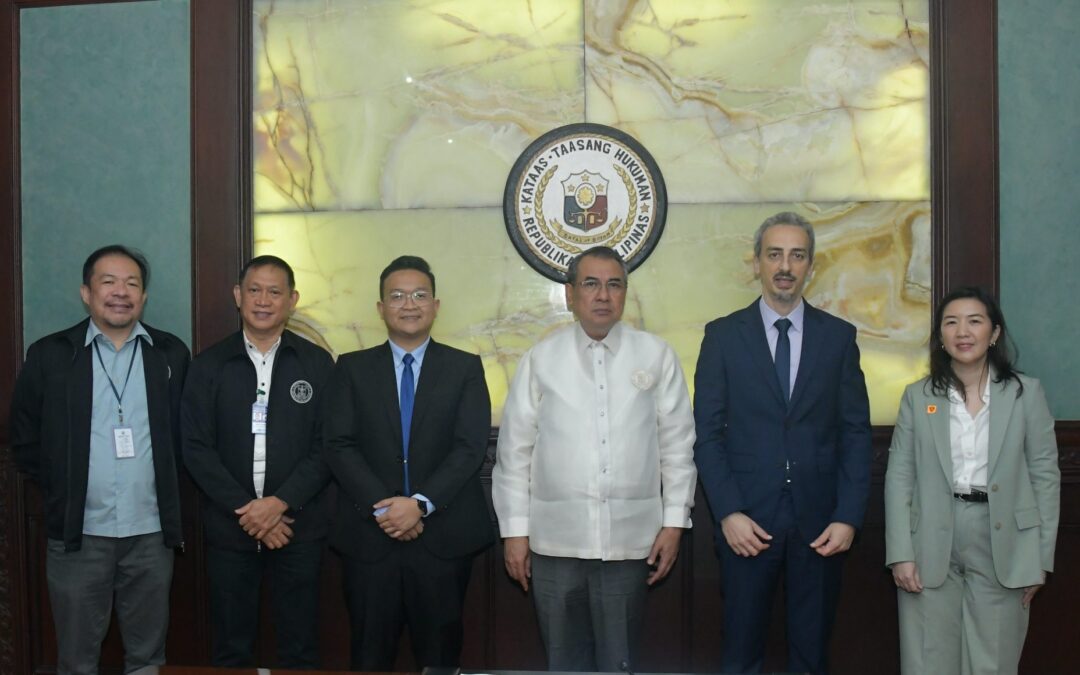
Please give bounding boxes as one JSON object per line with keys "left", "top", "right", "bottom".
{"left": 719, "top": 491, "right": 845, "bottom": 675}
{"left": 341, "top": 542, "right": 473, "bottom": 671}
{"left": 206, "top": 539, "right": 323, "bottom": 669}
{"left": 530, "top": 553, "right": 649, "bottom": 673}
{"left": 46, "top": 532, "right": 174, "bottom": 675}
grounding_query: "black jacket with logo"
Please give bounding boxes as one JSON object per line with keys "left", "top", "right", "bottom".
{"left": 181, "top": 329, "right": 334, "bottom": 551}
{"left": 10, "top": 318, "right": 190, "bottom": 552}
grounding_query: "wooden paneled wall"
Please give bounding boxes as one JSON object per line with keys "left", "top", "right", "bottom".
{"left": 2, "top": 428, "right": 1079, "bottom": 674}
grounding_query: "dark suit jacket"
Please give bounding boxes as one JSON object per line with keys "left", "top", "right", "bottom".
{"left": 693, "top": 299, "right": 872, "bottom": 543}
{"left": 323, "top": 339, "right": 494, "bottom": 562}
{"left": 181, "top": 330, "right": 334, "bottom": 550}
{"left": 10, "top": 318, "right": 190, "bottom": 551}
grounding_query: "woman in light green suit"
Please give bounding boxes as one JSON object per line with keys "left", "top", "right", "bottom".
{"left": 885, "top": 286, "right": 1060, "bottom": 675}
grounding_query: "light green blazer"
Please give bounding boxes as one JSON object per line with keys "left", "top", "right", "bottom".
{"left": 884, "top": 373, "right": 1060, "bottom": 588}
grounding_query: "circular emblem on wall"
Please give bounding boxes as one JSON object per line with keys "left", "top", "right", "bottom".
{"left": 290, "top": 379, "right": 313, "bottom": 404}
{"left": 503, "top": 123, "right": 667, "bottom": 282}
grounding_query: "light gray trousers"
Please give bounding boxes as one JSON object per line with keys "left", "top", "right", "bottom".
{"left": 530, "top": 552, "right": 649, "bottom": 673}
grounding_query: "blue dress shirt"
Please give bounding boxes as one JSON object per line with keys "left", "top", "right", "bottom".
{"left": 759, "top": 297, "right": 805, "bottom": 392}
{"left": 387, "top": 338, "right": 434, "bottom": 514}
{"left": 83, "top": 320, "right": 161, "bottom": 537}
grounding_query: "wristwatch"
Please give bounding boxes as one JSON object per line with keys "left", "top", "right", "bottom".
{"left": 415, "top": 498, "right": 429, "bottom": 516}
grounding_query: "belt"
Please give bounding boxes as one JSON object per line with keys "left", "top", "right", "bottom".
{"left": 954, "top": 489, "right": 989, "bottom": 503}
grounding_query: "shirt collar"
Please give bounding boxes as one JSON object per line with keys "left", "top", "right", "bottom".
{"left": 243, "top": 331, "right": 282, "bottom": 357}
{"left": 85, "top": 319, "right": 152, "bottom": 347}
{"left": 573, "top": 319, "right": 623, "bottom": 355}
{"left": 947, "top": 377, "right": 992, "bottom": 405}
{"left": 389, "top": 336, "right": 431, "bottom": 368}
{"left": 758, "top": 296, "right": 805, "bottom": 333}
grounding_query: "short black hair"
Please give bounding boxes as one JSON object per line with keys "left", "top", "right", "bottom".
{"left": 564, "top": 246, "right": 628, "bottom": 285}
{"left": 82, "top": 244, "right": 150, "bottom": 290}
{"left": 379, "top": 255, "right": 436, "bottom": 298}
{"left": 239, "top": 255, "right": 296, "bottom": 289}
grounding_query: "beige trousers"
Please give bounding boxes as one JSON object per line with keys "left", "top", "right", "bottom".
{"left": 898, "top": 500, "right": 1030, "bottom": 675}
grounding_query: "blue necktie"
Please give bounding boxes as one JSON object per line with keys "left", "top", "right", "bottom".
{"left": 400, "top": 353, "right": 415, "bottom": 494}
{"left": 774, "top": 318, "right": 792, "bottom": 404}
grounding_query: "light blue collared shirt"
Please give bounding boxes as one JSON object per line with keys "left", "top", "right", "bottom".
{"left": 759, "top": 297, "right": 805, "bottom": 392}
{"left": 84, "top": 320, "right": 161, "bottom": 537}
{"left": 388, "top": 337, "right": 430, "bottom": 402}
{"left": 386, "top": 338, "right": 434, "bottom": 515}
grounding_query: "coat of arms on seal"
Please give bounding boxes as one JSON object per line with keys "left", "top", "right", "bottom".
{"left": 503, "top": 123, "right": 667, "bottom": 282}
{"left": 290, "top": 380, "right": 313, "bottom": 404}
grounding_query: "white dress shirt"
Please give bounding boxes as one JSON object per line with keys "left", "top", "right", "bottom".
{"left": 492, "top": 321, "right": 697, "bottom": 561}
{"left": 758, "top": 297, "right": 805, "bottom": 390}
{"left": 245, "top": 333, "right": 281, "bottom": 498}
{"left": 949, "top": 380, "right": 991, "bottom": 493}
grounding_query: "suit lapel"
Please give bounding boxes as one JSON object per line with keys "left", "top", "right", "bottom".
{"left": 410, "top": 340, "right": 440, "bottom": 436}
{"left": 928, "top": 390, "right": 952, "bottom": 482}
{"left": 735, "top": 301, "right": 786, "bottom": 408}
{"left": 988, "top": 376, "right": 1018, "bottom": 477}
{"left": 376, "top": 343, "right": 404, "bottom": 450}
{"left": 788, "top": 303, "right": 822, "bottom": 413}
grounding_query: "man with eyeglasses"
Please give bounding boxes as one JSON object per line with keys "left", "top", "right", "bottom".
{"left": 493, "top": 246, "right": 697, "bottom": 672}
{"left": 323, "top": 255, "right": 493, "bottom": 671}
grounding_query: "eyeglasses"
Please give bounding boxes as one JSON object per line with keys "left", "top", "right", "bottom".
{"left": 577, "top": 279, "right": 627, "bottom": 294}
{"left": 385, "top": 290, "right": 433, "bottom": 308}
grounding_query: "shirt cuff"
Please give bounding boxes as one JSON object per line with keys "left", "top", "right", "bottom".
{"left": 412, "top": 493, "right": 435, "bottom": 517}
{"left": 498, "top": 516, "right": 530, "bottom": 538}
{"left": 662, "top": 506, "right": 693, "bottom": 529}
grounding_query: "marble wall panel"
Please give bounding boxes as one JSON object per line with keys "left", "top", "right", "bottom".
{"left": 253, "top": 0, "right": 931, "bottom": 425}
{"left": 255, "top": 0, "right": 928, "bottom": 212}
{"left": 584, "top": 0, "right": 930, "bottom": 203}
{"left": 255, "top": 201, "right": 928, "bottom": 423}
{"left": 254, "top": 0, "right": 585, "bottom": 212}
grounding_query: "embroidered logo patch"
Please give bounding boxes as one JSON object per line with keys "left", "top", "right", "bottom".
{"left": 926, "top": 404, "right": 937, "bottom": 414}
{"left": 631, "top": 370, "right": 655, "bottom": 390}
{"left": 290, "top": 379, "right": 313, "bottom": 404}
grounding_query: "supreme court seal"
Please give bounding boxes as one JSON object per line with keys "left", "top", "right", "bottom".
{"left": 503, "top": 123, "right": 667, "bottom": 282}
{"left": 290, "top": 379, "right": 313, "bottom": 404}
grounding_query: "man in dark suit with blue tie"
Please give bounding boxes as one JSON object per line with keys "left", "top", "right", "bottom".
{"left": 693, "top": 212, "right": 872, "bottom": 674}
{"left": 323, "top": 255, "right": 493, "bottom": 671}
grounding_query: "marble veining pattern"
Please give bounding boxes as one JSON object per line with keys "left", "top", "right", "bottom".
{"left": 253, "top": 0, "right": 931, "bottom": 424}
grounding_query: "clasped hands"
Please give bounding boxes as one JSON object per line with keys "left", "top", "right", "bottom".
{"left": 373, "top": 496, "right": 426, "bottom": 541}
{"left": 720, "top": 511, "right": 855, "bottom": 558}
{"left": 235, "top": 495, "right": 293, "bottom": 549}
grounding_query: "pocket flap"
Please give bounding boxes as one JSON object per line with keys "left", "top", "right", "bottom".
{"left": 1014, "top": 507, "right": 1041, "bottom": 530}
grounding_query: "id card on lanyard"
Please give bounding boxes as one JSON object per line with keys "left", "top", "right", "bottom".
{"left": 94, "top": 338, "right": 141, "bottom": 460}
{"left": 252, "top": 401, "right": 268, "bottom": 434}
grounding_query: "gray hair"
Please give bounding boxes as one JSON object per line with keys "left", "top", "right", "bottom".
{"left": 565, "top": 246, "right": 628, "bottom": 285}
{"left": 752, "top": 211, "right": 815, "bottom": 261}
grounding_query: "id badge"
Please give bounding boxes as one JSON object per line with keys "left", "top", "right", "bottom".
{"left": 251, "top": 402, "right": 268, "bottom": 434}
{"left": 113, "top": 426, "right": 136, "bottom": 458}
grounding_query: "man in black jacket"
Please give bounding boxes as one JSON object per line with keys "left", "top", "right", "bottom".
{"left": 10, "top": 245, "right": 190, "bottom": 675}
{"left": 182, "top": 255, "right": 333, "bottom": 668}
